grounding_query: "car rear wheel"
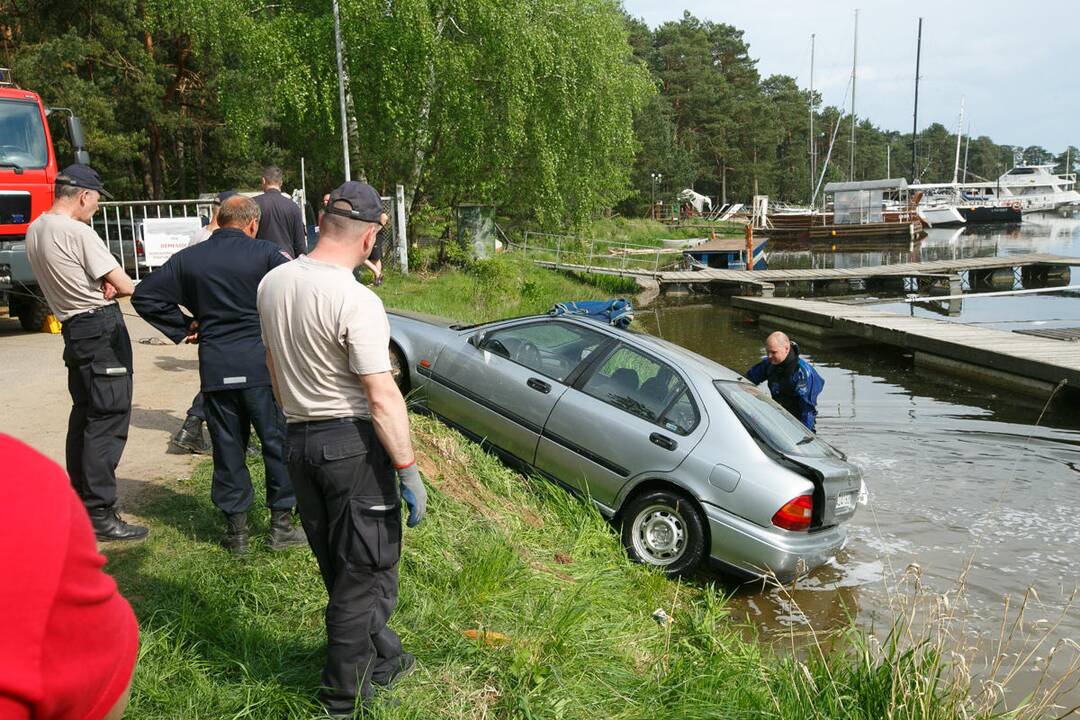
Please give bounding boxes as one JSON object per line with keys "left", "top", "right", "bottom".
{"left": 621, "top": 489, "right": 706, "bottom": 576}
{"left": 389, "top": 344, "right": 409, "bottom": 394}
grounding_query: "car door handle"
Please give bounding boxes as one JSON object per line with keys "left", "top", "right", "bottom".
{"left": 650, "top": 432, "right": 678, "bottom": 451}
{"left": 527, "top": 378, "right": 551, "bottom": 394}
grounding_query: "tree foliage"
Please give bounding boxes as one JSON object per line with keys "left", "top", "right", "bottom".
{"left": 1, "top": 0, "right": 652, "bottom": 227}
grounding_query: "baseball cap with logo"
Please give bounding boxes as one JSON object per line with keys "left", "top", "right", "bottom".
{"left": 325, "top": 181, "right": 383, "bottom": 223}
{"left": 54, "top": 164, "right": 114, "bottom": 200}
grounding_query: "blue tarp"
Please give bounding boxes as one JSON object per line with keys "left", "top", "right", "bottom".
{"left": 549, "top": 299, "right": 634, "bottom": 329}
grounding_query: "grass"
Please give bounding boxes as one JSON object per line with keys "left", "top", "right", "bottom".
{"left": 580, "top": 217, "right": 742, "bottom": 245}
{"left": 377, "top": 254, "right": 640, "bottom": 324}
{"left": 104, "top": 262, "right": 1079, "bottom": 718}
{"left": 110, "top": 415, "right": 1011, "bottom": 720}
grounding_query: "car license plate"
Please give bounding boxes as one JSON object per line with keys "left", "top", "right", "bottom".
{"left": 835, "top": 491, "right": 856, "bottom": 512}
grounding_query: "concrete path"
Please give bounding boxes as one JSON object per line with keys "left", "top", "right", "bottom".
{"left": 0, "top": 298, "right": 203, "bottom": 505}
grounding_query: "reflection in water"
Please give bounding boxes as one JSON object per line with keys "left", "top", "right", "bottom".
{"left": 765, "top": 215, "right": 1080, "bottom": 270}
{"left": 638, "top": 291, "right": 1080, "bottom": 707}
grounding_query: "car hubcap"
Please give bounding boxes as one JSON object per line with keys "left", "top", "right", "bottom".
{"left": 632, "top": 504, "right": 687, "bottom": 566}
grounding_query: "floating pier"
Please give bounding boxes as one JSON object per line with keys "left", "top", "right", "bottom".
{"left": 731, "top": 295, "right": 1080, "bottom": 398}
{"left": 536, "top": 252, "right": 1080, "bottom": 297}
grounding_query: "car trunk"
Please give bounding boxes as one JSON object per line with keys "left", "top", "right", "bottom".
{"left": 776, "top": 453, "right": 861, "bottom": 530}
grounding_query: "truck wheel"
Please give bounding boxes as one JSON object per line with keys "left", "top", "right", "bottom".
{"left": 17, "top": 298, "right": 51, "bottom": 332}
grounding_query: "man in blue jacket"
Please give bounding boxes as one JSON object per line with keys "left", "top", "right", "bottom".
{"left": 745, "top": 331, "right": 824, "bottom": 431}
{"left": 132, "top": 195, "right": 306, "bottom": 554}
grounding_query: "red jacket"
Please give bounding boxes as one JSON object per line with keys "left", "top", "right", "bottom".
{"left": 0, "top": 435, "right": 139, "bottom": 719}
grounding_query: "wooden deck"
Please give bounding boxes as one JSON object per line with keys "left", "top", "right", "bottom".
{"left": 731, "top": 295, "right": 1080, "bottom": 393}
{"left": 657, "top": 253, "right": 1080, "bottom": 286}
{"left": 537, "top": 252, "right": 1080, "bottom": 294}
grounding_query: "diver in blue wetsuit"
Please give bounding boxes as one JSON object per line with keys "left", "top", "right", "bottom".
{"left": 745, "top": 331, "right": 824, "bottom": 431}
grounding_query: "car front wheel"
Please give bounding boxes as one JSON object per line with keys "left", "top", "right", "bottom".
{"left": 621, "top": 489, "right": 707, "bottom": 576}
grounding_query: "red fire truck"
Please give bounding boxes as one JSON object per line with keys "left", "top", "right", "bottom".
{"left": 0, "top": 67, "right": 91, "bottom": 330}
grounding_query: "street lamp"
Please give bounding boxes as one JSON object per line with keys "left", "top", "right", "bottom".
{"left": 650, "top": 172, "right": 663, "bottom": 218}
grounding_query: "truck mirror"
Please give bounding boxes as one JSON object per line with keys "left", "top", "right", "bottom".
{"left": 74, "top": 149, "right": 90, "bottom": 165}
{"left": 67, "top": 116, "right": 87, "bottom": 156}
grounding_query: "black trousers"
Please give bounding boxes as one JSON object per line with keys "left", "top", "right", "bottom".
{"left": 61, "top": 304, "right": 133, "bottom": 510}
{"left": 286, "top": 418, "right": 404, "bottom": 712}
{"left": 204, "top": 386, "right": 294, "bottom": 514}
{"left": 187, "top": 391, "right": 206, "bottom": 421}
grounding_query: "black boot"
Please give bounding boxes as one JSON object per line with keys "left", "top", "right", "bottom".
{"left": 172, "top": 414, "right": 210, "bottom": 455}
{"left": 267, "top": 509, "right": 307, "bottom": 551}
{"left": 222, "top": 512, "right": 249, "bottom": 555}
{"left": 88, "top": 506, "right": 149, "bottom": 542}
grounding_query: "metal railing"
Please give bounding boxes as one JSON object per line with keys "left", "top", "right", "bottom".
{"left": 94, "top": 186, "right": 410, "bottom": 280}
{"left": 514, "top": 231, "right": 687, "bottom": 274}
{"left": 93, "top": 199, "right": 212, "bottom": 281}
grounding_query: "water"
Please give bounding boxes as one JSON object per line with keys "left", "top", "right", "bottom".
{"left": 637, "top": 218, "right": 1080, "bottom": 710}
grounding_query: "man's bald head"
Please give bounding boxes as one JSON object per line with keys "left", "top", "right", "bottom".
{"left": 217, "top": 195, "right": 261, "bottom": 237}
{"left": 765, "top": 331, "right": 791, "bottom": 365}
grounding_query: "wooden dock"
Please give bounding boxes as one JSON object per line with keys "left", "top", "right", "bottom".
{"left": 536, "top": 252, "right": 1080, "bottom": 296}
{"left": 731, "top": 295, "right": 1080, "bottom": 397}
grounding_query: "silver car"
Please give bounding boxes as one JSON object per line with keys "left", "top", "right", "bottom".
{"left": 388, "top": 310, "right": 862, "bottom": 581}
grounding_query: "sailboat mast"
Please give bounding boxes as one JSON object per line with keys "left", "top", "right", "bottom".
{"left": 951, "top": 96, "right": 964, "bottom": 185}
{"left": 809, "top": 33, "right": 816, "bottom": 201}
{"left": 962, "top": 123, "right": 971, "bottom": 183}
{"left": 912, "top": 17, "right": 923, "bottom": 181}
{"left": 849, "top": 9, "right": 859, "bottom": 181}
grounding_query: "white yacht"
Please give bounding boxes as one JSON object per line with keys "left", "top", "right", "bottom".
{"left": 912, "top": 165, "right": 1080, "bottom": 215}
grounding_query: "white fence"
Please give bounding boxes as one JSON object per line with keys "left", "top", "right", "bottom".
{"left": 93, "top": 185, "right": 409, "bottom": 280}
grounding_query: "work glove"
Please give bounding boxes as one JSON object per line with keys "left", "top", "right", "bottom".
{"left": 397, "top": 462, "right": 427, "bottom": 528}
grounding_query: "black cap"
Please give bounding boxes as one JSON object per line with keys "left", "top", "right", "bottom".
{"left": 55, "top": 164, "right": 113, "bottom": 200}
{"left": 325, "top": 181, "right": 382, "bottom": 222}
{"left": 214, "top": 190, "right": 239, "bottom": 205}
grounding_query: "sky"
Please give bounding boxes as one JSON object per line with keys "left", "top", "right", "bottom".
{"left": 622, "top": 0, "right": 1079, "bottom": 154}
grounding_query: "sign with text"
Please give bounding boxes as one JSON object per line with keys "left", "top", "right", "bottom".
{"left": 142, "top": 217, "right": 202, "bottom": 267}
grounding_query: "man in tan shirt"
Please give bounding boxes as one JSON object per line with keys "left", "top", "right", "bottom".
{"left": 258, "top": 180, "right": 426, "bottom": 715}
{"left": 25, "top": 164, "right": 148, "bottom": 542}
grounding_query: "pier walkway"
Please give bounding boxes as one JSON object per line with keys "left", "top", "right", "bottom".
{"left": 535, "top": 252, "right": 1080, "bottom": 295}
{"left": 731, "top": 295, "right": 1080, "bottom": 396}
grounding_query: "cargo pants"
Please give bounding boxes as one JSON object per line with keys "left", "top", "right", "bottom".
{"left": 60, "top": 303, "right": 133, "bottom": 510}
{"left": 285, "top": 417, "right": 405, "bottom": 713}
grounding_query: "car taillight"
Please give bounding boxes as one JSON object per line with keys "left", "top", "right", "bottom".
{"left": 772, "top": 495, "right": 813, "bottom": 531}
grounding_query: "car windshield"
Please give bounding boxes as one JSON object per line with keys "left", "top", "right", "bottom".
{"left": 0, "top": 100, "right": 48, "bottom": 169}
{"left": 714, "top": 380, "right": 836, "bottom": 458}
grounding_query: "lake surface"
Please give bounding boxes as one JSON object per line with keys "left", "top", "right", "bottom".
{"left": 637, "top": 216, "right": 1080, "bottom": 710}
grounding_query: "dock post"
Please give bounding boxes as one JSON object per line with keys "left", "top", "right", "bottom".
{"left": 744, "top": 224, "right": 754, "bottom": 271}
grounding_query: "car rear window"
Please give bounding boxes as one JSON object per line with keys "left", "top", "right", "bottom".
{"left": 714, "top": 380, "right": 835, "bottom": 458}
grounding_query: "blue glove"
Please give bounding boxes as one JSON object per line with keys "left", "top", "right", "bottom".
{"left": 397, "top": 462, "right": 427, "bottom": 527}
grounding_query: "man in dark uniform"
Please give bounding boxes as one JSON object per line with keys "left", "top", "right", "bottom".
{"left": 25, "top": 164, "right": 148, "bottom": 542}
{"left": 171, "top": 190, "right": 239, "bottom": 455}
{"left": 258, "top": 181, "right": 427, "bottom": 715}
{"left": 132, "top": 195, "right": 306, "bottom": 554}
{"left": 254, "top": 165, "right": 307, "bottom": 258}
{"left": 745, "top": 331, "right": 825, "bottom": 431}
